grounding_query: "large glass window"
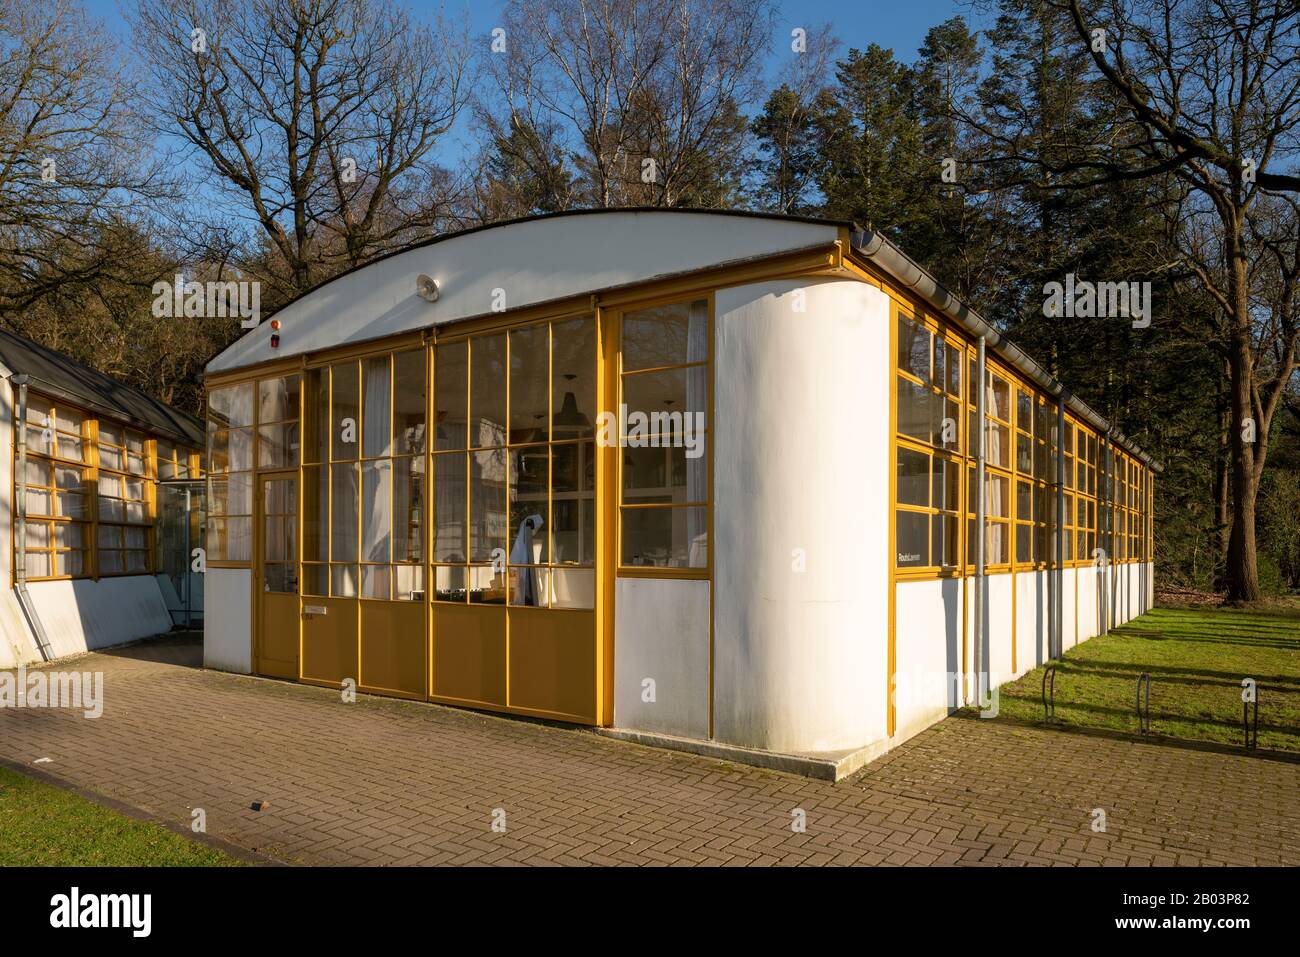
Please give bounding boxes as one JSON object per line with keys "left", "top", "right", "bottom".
{"left": 20, "top": 395, "right": 89, "bottom": 579}
{"left": 895, "top": 312, "right": 963, "bottom": 571}
{"left": 18, "top": 392, "right": 195, "bottom": 580}
{"left": 207, "top": 382, "right": 254, "bottom": 561}
{"left": 435, "top": 318, "right": 597, "bottom": 605}
{"left": 352, "top": 351, "right": 426, "bottom": 600}
{"left": 618, "top": 300, "right": 708, "bottom": 570}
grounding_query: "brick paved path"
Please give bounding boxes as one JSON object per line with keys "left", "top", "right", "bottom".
{"left": 1, "top": 637, "right": 1296, "bottom": 866}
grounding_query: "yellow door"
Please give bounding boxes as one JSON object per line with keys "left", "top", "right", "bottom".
{"left": 256, "top": 473, "right": 300, "bottom": 678}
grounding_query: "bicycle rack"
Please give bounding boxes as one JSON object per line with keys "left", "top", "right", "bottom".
{"left": 1244, "top": 687, "right": 1259, "bottom": 750}
{"left": 1042, "top": 665, "right": 1058, "bottom": 723}
{"left": 1136, "top": 673, "right": 1152, "bottom": 735}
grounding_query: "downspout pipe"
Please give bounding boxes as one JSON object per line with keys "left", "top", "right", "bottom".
{"left": 12, "top": 375, "right": 54, "bottom": 662}
{"left": 1101, "top": 433, "right": 1112, "bottom": 635}
{"left": 974, "top": 336, "right": 987, "bottom": 705}
{"left": 1055, "top": 394, "right": 1067, "bottom": 660}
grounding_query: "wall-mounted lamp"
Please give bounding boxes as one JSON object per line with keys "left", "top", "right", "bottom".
{"left": 416, "top": 275, "right": 440, "bottom": 302}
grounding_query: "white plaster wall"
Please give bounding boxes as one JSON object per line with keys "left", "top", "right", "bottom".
{"left": 613, "top": 577, "right": 709, "bottom": 739}
{"left": 984, "top": 575, "right": 1016, "bottom": 687}
{"left": 204, "top": 567, "right": 252, "bottom": 673}
{"left": 963, "top": 574, "right": 1017, "bottom": 691}
{"left": 1062, "top": 568, "right": 1079, "bottom": 649}
{"left": 1077, "top": 565, "right": 1098, "bottom": 643}
{"left": 1015, "top": 570, "right": 1051, "bottom": 673}
{"left": 209, "top": 212, "right": 839, "bottom": 373}
{"left": 712, "top": 278, "right": 889, "bottom": 754}
{"left": 0, "top": 591, "right": 29, "bottom": 669}
{"left": 895, "top": 578, "right": 962, "bottom": 741}
{"left": 28, "top": 578, "right": 173, "bottom": 658}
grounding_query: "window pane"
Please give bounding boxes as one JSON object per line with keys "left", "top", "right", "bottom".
{"left": 361, "top": 564, "right": 390, "bottom": 600}
{"left": 361, "top": 460, "right": 391, "bottom": 563}
{"left": 26, "top": 424, "right": 54, "bottom": 456}
{"left": 897, "top": 378, "right": 940, "bottom": 445}
{"left": 931, "top": 514, "right": 958, "bottom": 568}
{"left": 469, "top": 334, "right": 506, "bottom": 448}
{"left": 331, "top": 462, "right": 359, "bottom": 562}
{"left": 622, "top": 440, "right": 705, "bottom": 505}
{"left": 433, "top": 453, "right": 466, "bottom": 562}
{"left": 303, "top": 564, "right": 327, "bottom": 596}
{"left": 622, "top": 300, "right": 707, "bottom": 371}
{"left": 393, "top": 457, "right": 424, "bottom": 564}
{"left": 258, "top": 422, "right": 299, "bottom": 468}
{"left": 259, "top": 375, "right": 300, "bottom": 425}
{"left": 509, "top": 325, "right": 549, "bottom": 444}
{"left": 622, "top": 367, "right": 706, "bottom": 426}
{"left": 896, "top": 512, "right": 928, "bottom": 567}
{"left": 552, "top": 318, "right": 596, "bottom": 440}
{"left": 394, "top": 350, "right": 426, "bottom": 455}
{"left": 897, "top": 447, "right": 929, "bottom": 508}
{"left": 469, "top": 564, "right": 507, "bottom": 604}
{"left": 26, "top": 487, "right": 52, "bottom": 516}
{"left": 932, "top": 456, "right": 961, "bottom": 513}
{"left": 332, "top": 361, "right": 360, "bottom": 460}
{"left": 303, "top": 368, "right": 328, "bottom": 463}
{"left": 434, "top": 565, "right": 466, "bottom": 602}
{"left": 552, "top": 441, "right": 594, "bottom": 564}
{"left": 303, "top": 466, "right": 328, "bottom": 562}
{"left": 28, "top": 552, "right": 52, "bottom": 577}
{"left": 897, "top": 317, "right": 930, "bottom": 381}
{"left": 509, "top": 565, "right": 549, "bottom": 607}
{"left": 58, "top": 434, "right": 84, "bottom": 461}
{"left": 57, "top": 551, "right": 83, "bottom": 577}
{"left": 469, "top": 448, "right": 507, "bottom": 562}
{"left": 550, "top": 567, "right": 595, "bottom": 609}
{"left": 435, "top": 340, "right": 467, "bottom": 450}
{"left": 210, "top": 383, "right": 254, "bottom": 429}
{"left": 27, "top": 395, "right": 53, "bottom": 427}
{"left": 620, "top": 506, "right": 707, "bottom": 568}
{"left": 25, "top": 457, "right": 51, "bottom": 486}
{"left": 509, "top": 446, "right": 548, "bottom": 564}
{"left": 331, "top": 563, "right": 358, "bottom": 598}
{"left": 362, "top": 355, "right": 392, "bottom": 458}
{"left": 394, "top": 563, "right": 424, "bottom": 601}
{"left": 208, "top": 516, "right": 251, "bottom": 561}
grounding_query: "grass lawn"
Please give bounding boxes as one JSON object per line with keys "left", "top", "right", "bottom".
{"left": 0, "top": 766, "right": 241, "bottom": 866}
{"left": 993, "top": 600, "right": 1300, "bottom": 752}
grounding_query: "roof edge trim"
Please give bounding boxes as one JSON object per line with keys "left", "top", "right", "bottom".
{"left": 850, "top": 228, "right": 1162, "bottom": 474}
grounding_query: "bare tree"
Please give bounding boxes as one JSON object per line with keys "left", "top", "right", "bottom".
{"left": 487, "top": 0, "right": 775, "bottom": 209}
{"left": 132, "top": 0, "right": 469, "bottom": 296}
{"left": 1020, "top": 0, "right": 1300, "bottom": 602}
{"left": 0, "top": 0, "right": 170, "bottom": 322}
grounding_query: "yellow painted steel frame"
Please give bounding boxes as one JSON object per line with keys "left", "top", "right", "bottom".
{"left": 204, "top": 245, "right": 849, "bottom": 731}
{"left": 203, "top": 234, "right": 1158, "bottom": 742}
{"left": 875, "top": 250, "right": 1157, "bottom": 735}
{"left": 11, "top": 390, "right": 197, "bottom": 586}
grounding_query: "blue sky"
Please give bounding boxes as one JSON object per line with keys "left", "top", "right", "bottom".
{"left": 85, "top": 1, "right": 987, "bottom": 59}
{"left": 80, "top": 0, "right": 989, "bottom": 222}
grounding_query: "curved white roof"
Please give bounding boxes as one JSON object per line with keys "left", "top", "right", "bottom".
{"left": 207, "top": 209, "right": 842, "bottom": 373}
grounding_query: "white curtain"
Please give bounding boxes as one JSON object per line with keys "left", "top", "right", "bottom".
{"left": 686, "top": 299, "right": 708, "bottom": 566}
{"left": 984, "top": 379, "right": 1005, "bottom": 562}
